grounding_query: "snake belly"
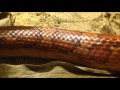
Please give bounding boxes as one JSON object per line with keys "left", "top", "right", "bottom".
{"left": 0, "top": 26, "right": 120, "bottom": 71}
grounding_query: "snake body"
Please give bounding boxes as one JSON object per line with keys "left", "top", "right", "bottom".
{"left": 0, "top": 26, "right": 120, "bottom": 71}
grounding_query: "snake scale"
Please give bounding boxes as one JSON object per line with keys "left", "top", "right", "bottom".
{"left": 0, "top": 26, "right": 120, "bottom": 72}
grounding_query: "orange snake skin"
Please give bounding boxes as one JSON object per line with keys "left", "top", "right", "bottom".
{"left": 0, "top": 26, "right": 120, "bottom": 72}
